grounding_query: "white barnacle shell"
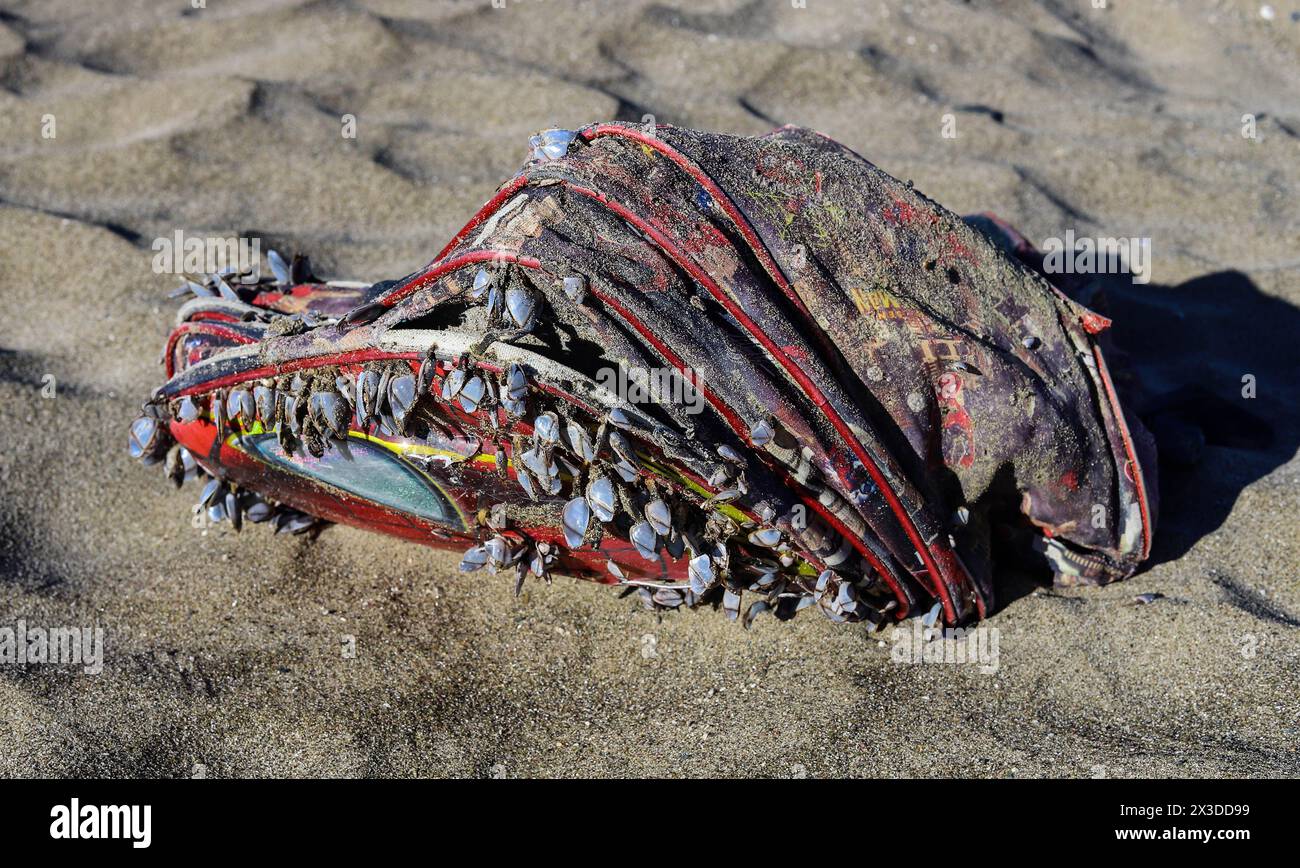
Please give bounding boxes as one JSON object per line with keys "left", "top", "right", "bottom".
{"left": 562, "top": 275, "right": 587, "bottom": 304}
{"left": 688, "top": 554, "right": 714, "bottom": 595}
{"left": 629, "top": 520, "right": 659, "bottom": 561}
{"left": 528, "top": 128, "right": 578, "bottom": 162}
{"left": 458, "top": 375, "right": 486, "bottom": 413}
{"left": 586, "top": 475, "right": 616, "bottom": 522}
{"left": 459, "top": 545, "right": 490, "bottom": 573}
{"left": 644, "top": 498, "right": 672, "bottom": 537}
{"left": 470, "top": 267, "right": 492, "bottom": 300}
{"left": 533, "top": 412, "right": 560, "bottom": 445}
{"left": 561, "top": 497, "right": 591, "bottom": 549}
{"left": 441, "top": 367, "right": 466, "bottom": 402}
{"left": 505, "top": 286, "right": 537, "bottom": 331}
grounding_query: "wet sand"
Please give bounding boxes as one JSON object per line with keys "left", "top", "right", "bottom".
{"left": 0, "top": 0, "right": 1297, "bottom": 777}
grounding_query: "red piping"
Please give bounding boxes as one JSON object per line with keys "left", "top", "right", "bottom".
{"left": 588, "top": 279, "right": 912, "bottom": 615}
{"left": 173, "top": 349, "right": 425, "bottom": 397}
{"left": 186, "top": 311, "right": 242, "bottom": 324}
{"left": 165, "top": 323, "right": 257, "bottom": 377}
{"left": 380, "top": 250, "right": 543, "bottom": 309}
{"left": 580, "top": 124, "right": 819, "bottom": 324}
{"left": 564, "top": 181, "right": 959, "bottom": 620}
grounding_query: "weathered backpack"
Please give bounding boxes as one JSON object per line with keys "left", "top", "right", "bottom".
{"left": 129, "top": 122, "right": 1157, "bottom": 627}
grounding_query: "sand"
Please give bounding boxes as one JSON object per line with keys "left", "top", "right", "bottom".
{"left": 0, "top": 0, "right": 1297, "bottom": 778}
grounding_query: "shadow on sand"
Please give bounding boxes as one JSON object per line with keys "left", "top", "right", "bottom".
{"left": 1104, "top": 270, "right": 1299, "bottom": 569}
{"left": 989, "top": 269, "right": 1299, "bottom": 613}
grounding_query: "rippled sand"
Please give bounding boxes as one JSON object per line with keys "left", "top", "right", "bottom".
{"left": 0, "top": 0, "right": 1297, "bottom": 777}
